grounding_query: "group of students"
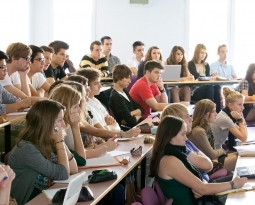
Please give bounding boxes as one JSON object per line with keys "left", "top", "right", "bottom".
{"left": 0, "top": 38, "right": 254, "bottom": 205}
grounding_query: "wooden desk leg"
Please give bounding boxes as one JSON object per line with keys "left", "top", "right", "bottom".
{"left": 4, "top": 125, "right": 11, "bottom": 154}
{"left": 141, "top": 157, "right": 146, "bottom": 188}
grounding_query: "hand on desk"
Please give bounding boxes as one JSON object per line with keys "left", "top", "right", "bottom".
{"left": 233, "top": 176, "right": 248, "bottom": 189}
{"left": 123, "top": 127, "right": 141, "bottom": 138}
{"left": 105, "top": 135, "right": 118, "bottom": 151}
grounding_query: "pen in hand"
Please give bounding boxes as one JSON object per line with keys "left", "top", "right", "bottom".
{"left": 121, "top": 125, "right": 131, "bottom": 129}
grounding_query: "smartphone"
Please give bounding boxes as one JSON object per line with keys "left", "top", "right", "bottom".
{"left": 54, "top": 127, "right": 59, "bottom": 132}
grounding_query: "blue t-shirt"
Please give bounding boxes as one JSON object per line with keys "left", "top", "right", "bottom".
{"left": 185, "top": 140, "right": 210, "bottom": 182}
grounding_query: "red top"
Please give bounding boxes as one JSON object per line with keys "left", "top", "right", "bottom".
{"left": 129, "top": 76, "right": 160, "bottom": 118}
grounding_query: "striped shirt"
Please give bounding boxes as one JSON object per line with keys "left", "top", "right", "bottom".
{"left": 79, "top": 54, "right": 110, "bottom": 77}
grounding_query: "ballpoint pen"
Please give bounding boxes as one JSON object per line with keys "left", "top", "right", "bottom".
{"left": 121, "top": 125, "right": 131, "bottom": 129}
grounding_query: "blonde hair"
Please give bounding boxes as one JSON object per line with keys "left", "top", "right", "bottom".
{"left": 6, "top": 42, "right": 32, "bottom": 63}
{"left": 223, "top": 87, "right": 244, "bottom": 107}
{"left": 161, "top": 103, "right": 188, "bottom": 120}
{"left": 192, "top": 99, "right": 215, "bottom": 131}
{"left": 48, "top": 85, "right": 82, "bottom": 125}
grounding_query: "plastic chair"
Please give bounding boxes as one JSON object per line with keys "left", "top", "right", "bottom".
{"left": 154, "top": 180, "right": 173, "bottom": 205}
{"left": 141, "top": 187, "right": 161, "bottom": 205}
{"left": 209, "top": 168, "right": 228, "bottom": 180}
{"left": 126, "top": 75, "right": 137, "bottom": 92}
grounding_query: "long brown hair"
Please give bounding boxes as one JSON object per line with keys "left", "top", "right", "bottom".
{"left": 17, "top": 100, "right": 65, "bottom": 159}
{"left": 191, "top": 44, "right": 207, "bottom": 64}
{"left": 166, "top": 46, "right": 188, "bottom": 77}
{"left": 192, "top": 99, "right": 215, "bottom": 131}
{"left": 150, "top": 115, "right": 184, "bottom": 177}
{"left": 145, "top": 46, "right": 163, "bottom": 61}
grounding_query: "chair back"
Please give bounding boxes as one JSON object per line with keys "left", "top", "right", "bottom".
{"left": 141, "top": 187, "right": 160, "bottom": 205}
{"left": 154, "top": 180, "right": 173, "bottom": 205}
{"left": 126, "top": 75, "right": 137, "bottom": 92}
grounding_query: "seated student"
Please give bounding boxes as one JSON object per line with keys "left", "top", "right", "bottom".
{"left": 137, "top": 46, "right": 163, "bottom": 80}
{"left": 129, "top": 60, "right": 169, "bottom": 118}
{"left": 101, "top": 36, "right": 121, "bottom": 73}
{"left": 48, "top": 77, "right": 140, "bottom": 143}
{"left": 79, "top": 41, "right": 110, "bottom": 77}
{"left": 44, "top": 40, "right": 68, "bottom": 84}
{"left": 0, "top": 43, "right": 32, "bottom": 98}
{"left": 210, "top": 44, "right": 237, "bottom": 79}
{"left": 211, "top": 87, "right": 248, "bottom": 151}
{"left": 150, "top": 115, "right": 247, "bottom": 205}
{"left": 76, "top": 68, "right": 140, "bottom": 134}
{"left": 48, "top": 82, "right": 117, "bottom": 159}
{"left": 27, "top": 45, "right": 50, "bottom": 97}
{"left": 166, "top": 46, "right": 193, "bottom": 102}
{"left": 188, "top": 44, "right": 222, "bottom": 113}
{"left": 9, "top": 100, "right": 79, "bottom": 204}
{"left": 40, "top": 45, "right": 54, "bottom": 72}
{"left": 188, "top": 99, "right": 238, "bottom": 172}
{"left": 109, "top": 64, "right": 144, "bottom": 129}
{"left": 127, "top": 41, "right": 145, "bottom": 75}
{"left": 0, "top": 50, "right": 31, "bottom": 114}
{"left": 0, "top": 165, "right": 16, "bottom": 205}
{"left": 235, "top": 63, "right": 255, "bottom": 121}
{"left": 161, "top": 103, "right": 213, "bottom": 182}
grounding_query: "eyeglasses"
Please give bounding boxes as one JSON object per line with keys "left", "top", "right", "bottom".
{"left": 21, "top": 57, "right": 31, "bottom": 62}
{"left": 34, "top": 58, "right": 45, "bottom": 63}
{"left": 0, "top": 65, "right": 7, "bottom": 69}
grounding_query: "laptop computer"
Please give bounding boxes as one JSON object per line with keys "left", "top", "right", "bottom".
{"left": 63, "top": 171, "right": 86, "bottom": 205}
{"left": 161, "top": 65, "right": 181, "bottom": 82}
{"left": 236, "top": 165, "right": 255, "bottom": 178}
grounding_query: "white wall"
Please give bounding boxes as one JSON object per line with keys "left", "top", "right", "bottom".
{"left": 94, "top": 0, "right": 188, "bottom": 63}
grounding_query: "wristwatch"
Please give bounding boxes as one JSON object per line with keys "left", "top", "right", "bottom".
{"left": 159, "top": 88, "right": 166, "bottom": 93}
{"left": 236, "top": 118, "right": 243, "bottom": 124}
{"left": 230, "top": 180, "right": 236, "bottom": 189}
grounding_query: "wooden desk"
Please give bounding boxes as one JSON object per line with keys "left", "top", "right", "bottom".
{"left": 27, "top": 137, "right": 153, "bottom": 205}
{"left": 225, "top": 157, "right": 255, "bottom": 205}
{"left": 163, "top": 79, "right": 240, "bottom": 86}
{"left": 244, "top": 101, "right": 255, "bottom": 104}
{"left": 1, "top": 113, "right": 26, "bottom": 153}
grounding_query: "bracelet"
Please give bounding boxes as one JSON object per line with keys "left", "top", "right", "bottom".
{"left": 69, "top": 154, "right": 74, "bottom": 161}
{"left": 120, "top": 130, "right": 123, "bottom": 138}
{"left": 230, "top": 180, "right": 236, "bottom": 189}
{"left": 55, "top": 139, "right": 64, "bottom": 144}
{"left": 159, "top": 88, "right": 166, "bottom": 93}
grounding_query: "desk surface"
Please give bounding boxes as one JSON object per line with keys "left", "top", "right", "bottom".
{"left": 27, "top": 137, "right": 153, "bottom": 205}
{"left": 225, "top": 157, "right": 255, "bottom": 205}
{"left": 163, "top": 79, "right": 240, "bottom": 86}
{"left": 0, "top": 113, "right": 26, "bottom": 128}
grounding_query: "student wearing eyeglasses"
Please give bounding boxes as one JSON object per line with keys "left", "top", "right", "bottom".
{"left": 0, "top": 42, "right": 32, "bottom": 99}
{"left": 27, "top": 45, "right": 50, "bottom": 97}
{"left": 0, "top": 50, "right": 31, "bottom": 114}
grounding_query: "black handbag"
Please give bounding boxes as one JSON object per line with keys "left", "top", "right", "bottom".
{"left": 52, "top": 186, "right": 94, "bottom": 204}
{"left": 88, "top": 169, "right": 117, "bottom": 183}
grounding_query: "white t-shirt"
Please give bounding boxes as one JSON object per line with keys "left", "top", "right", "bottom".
{"left": 0, "top": 73, "right": 12, "bottom": 86}
{"left": 211, "top": 111, "right": 236, "bottom": 149}
{"left": 117, "top": 91, "right": 130, "bottom": 102}
{"left": 87, "top": 97, "right": 108, "bottom": 126}
{"left": 9, "top": 71, "right": 20, "bottom": 85}
{"left": 126, "top": 56, "right": 143, "bottom": 71}
{"left": 28, "top": 72, "right": 46, "bottom": 90}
